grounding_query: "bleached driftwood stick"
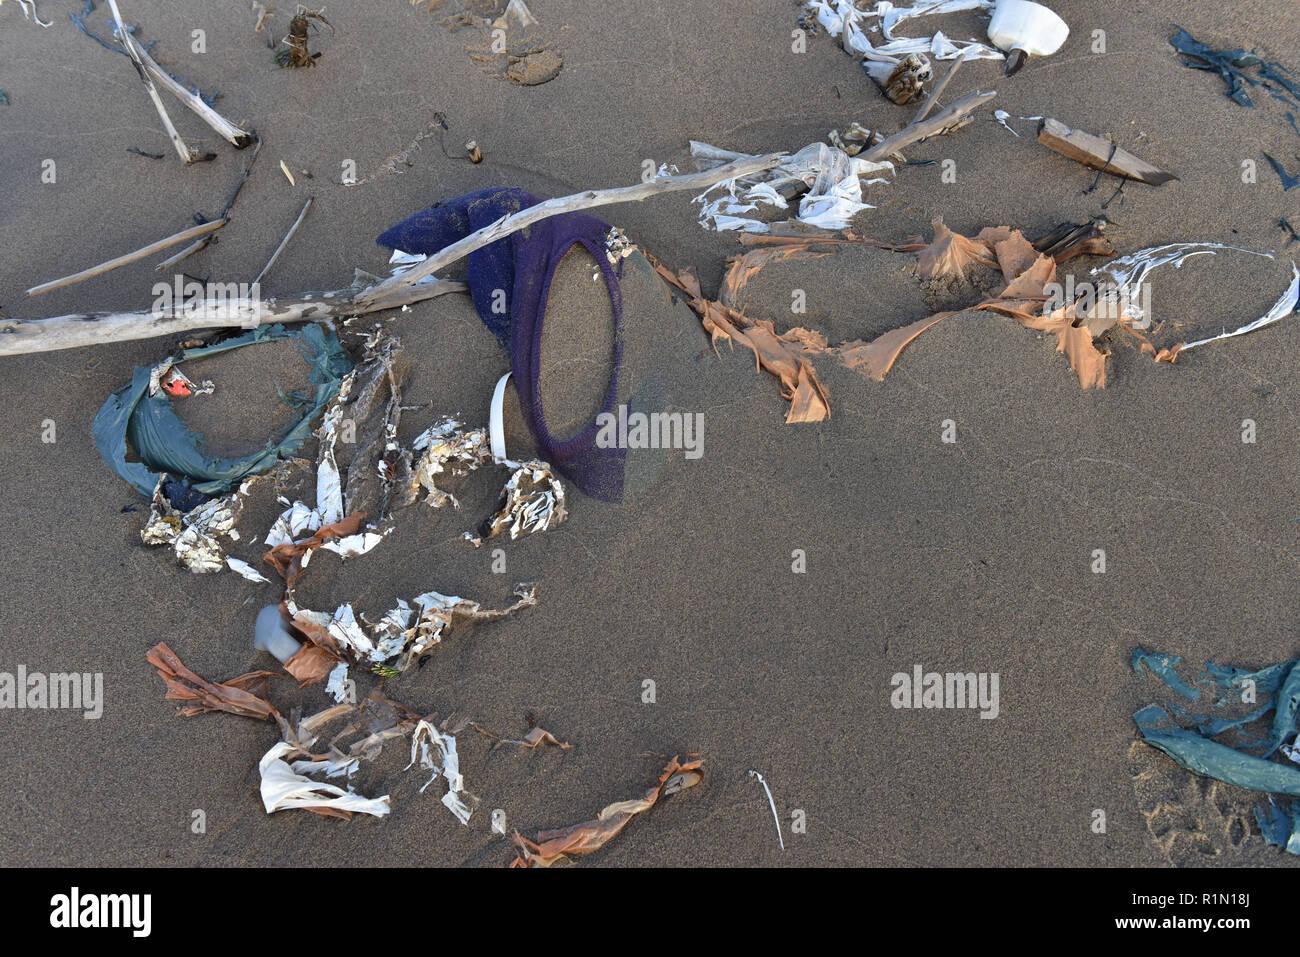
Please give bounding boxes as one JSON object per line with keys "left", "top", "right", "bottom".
{"left": 26, "top": 218, "right": 228, "bottom": 297}
{"left": 911, "top": 50, "right": 967, "bottom": 125}
{"left": 106, "top": 0, "right": 196, "bottom": 164}
{"left": 129, "top": 29, "right": 254, "bottom": 148}
{"left": 862, "top": 89, "right": 995, "bottom": 162}
{"left": 0, "top": 153, "right": 786, "bottom": 355}
{"left": 252, "top": 197, "right": 314, "bottom": 286}
{"left": 358, "top": 151, "right": 787, "bottom": 302}
{"left": 0, "top": 281, "right": 467, "bottom": 356}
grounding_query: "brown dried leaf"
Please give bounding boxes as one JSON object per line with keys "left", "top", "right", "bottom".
{"left": 914, "top": 217, "right": 997, "bottom": 279}
{"left": 509, "top": 756, "right": 704, "bottom": 867}
{"left": 146, "top": 642, "right": 278, "bottom": 720}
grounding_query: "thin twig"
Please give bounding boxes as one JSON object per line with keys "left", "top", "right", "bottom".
{"left": 358, "top": 151, "right": 787, "bottom": 303}
{"left": 861, "top": 89, "right": 996, "bottom": 163}
{"left": 911, "top": 50, "right": 966, "bottom": 124}
{"left": 26, "top": 219, "right": 227, "bottom": 297}
{"left": 252, "top": 198, "right": 314, "bottom": 286}
{"left": 106, "top": 0, "right": 196, "bottom": 164}
{"left": 155, "top": 236, "right": 215, "bottom": 271}
{"left": 221, "top": 134, "right": 263, "bottom": 219}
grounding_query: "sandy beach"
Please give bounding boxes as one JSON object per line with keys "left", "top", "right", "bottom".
{"left": 3, "top": 0, "right": 1300, "bottom": 868}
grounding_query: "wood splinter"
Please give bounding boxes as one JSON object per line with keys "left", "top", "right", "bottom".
{"left": 1037, "top": 118, "right": 1178, "bottom": 186}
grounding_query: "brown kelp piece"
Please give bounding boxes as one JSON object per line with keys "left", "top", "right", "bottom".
{"left": 648, "top": 253, "right": 830, "bottom": 423}
{"left": 146, "top": 642, "right": 278, "bottom": 720}
{"left": 509, "top": 756, "right": 704, "bottom": 867}
{"left": 914, "top": 217, "right": 998, "bottom": 279}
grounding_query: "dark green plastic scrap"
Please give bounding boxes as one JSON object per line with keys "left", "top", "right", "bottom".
{"left": 1132, "top": 648, "right": 1300, "bottom": 855}
{"left": 1171, "top": 26, "right": 1300, "bottom": 109}
{"left": 93, "top": 323, "right": 351, "bottom": 497}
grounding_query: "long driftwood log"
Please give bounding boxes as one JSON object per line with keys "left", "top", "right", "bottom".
{"left": 0, "top": 152, "right": 786, "bottom": 356}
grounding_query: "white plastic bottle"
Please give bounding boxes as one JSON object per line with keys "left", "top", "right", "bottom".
{"left": 988, "top": 0, "right": 1069, "bottom": 75}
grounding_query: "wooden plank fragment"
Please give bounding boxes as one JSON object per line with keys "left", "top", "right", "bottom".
{"left": 1037, "top": 118, "right": 1178, "bottom": 186}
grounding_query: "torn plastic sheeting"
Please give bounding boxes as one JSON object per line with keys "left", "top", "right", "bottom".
{"left": 259, "top": 740, "right": 391, "bottom": 818}
{"left": 1170, "top": 26, "right": 1300, "bottom": 110}
{"left": 805, "top": 0, "right": 1003, "bottom": 62}
{"left": 1181, "top": 264, "right": 1300, "bottom": 353}
{"left": 141, "top": 475, "right": 249, "bottom": 574}
{"left": 146, "top": 641, "right": 278, "bottom": 720}
{"left": 1133, "top": 647, "right": 1300, "bottom": 856}
{"left": 286, "top": 582, "right": 537, "bottom": 671}
{"left": 510, "top": 756, "right": 704, "bottom": 867}
{"left": 93, "top": 323, "right": 352, "bottom": 497}
{"left": 692, "top": 141, "right": 893, "bottom": 234}
{"left": 465, "top": 459, "right": 567, "bottom": 546}
{"left": 405, "top": 719, "right": 477, "bottom": 825}
{"left": 1089, "top": 242, "right": 1274, "bottom": 327}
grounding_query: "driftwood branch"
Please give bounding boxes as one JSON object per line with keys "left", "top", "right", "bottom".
{"left": 1037, "top": 118, "right": 1178, "bottom": 186}
{"left": 1, "top": 154, "right": 787, "bottom": 356}
{"left": 862, "top": 89, "right": 996, "bottom": 162}
{"left": 129, "top": 27, "right": 254, "bottom": 148}
{"left": 357, "top": 151, "right": 787, "bottom": 303}
{"left": 26, "top": 218, "right": 228, "bottom": 297}
{"left": 106, "top": 0, "right": 197, "bottom": 164}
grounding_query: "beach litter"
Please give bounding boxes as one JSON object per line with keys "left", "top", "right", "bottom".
{"left": 1036, "top": 117, "right": 1177, "bottom": 186}
{"left": 748, "top": 769, "right": 785, "bottom": 851}
{"left": 275, "top": 4, "right": 333, "bottom": 68}
{"left": 146, "top": 641, "right": 278, "bottom": 720}
{"left": 285, "top": 584, "right": 537, "bottom": 675}
{"left": 1263, "top": 152, "right": 1300, "bottom": 191}
{"left": 405, "top": 718, "right": 477, "bottom": 824}
{"left": 6, "top": 0, "right": 52, "bottom": 27}
{"left": 804, "top": 0, "right": 1004, "bottom": 78}
{"left": 510, "top": 756, "right": 704, "bottom": 867}
{"left": 986, "top": 0, "right": 1068, "bottom": 75}
{"left": 94, "top": 324, "right": 352, "bottom": 499}
{"left": 1170, "top": 26, "right": 1300, "bottom": 110}
{"left": 1132, "top": 648, "right": 1300, "bottom": 855}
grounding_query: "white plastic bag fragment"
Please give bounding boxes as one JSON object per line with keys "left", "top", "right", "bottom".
{"left": 405, "top": 719, "right": 477, "bottom": 824}
{"left": 1182, "top": 264, "right": 1300, "bottom": 352}
{"left": 226, "top": 557, "right": 270, "bottom": 583}
{"left": 805, "top": 0, "right": 1003, "bottom": 62}
{"left": 258, "top": 741, "right": 391, "bottom": 817}
{"left": 691, "top": 140, "right": 893, "bottom": 234}
{"left": 1091, "top": 242, "right": 1275, "bottom": 326}
{"left": 410, "top": 417, "right": 495, "bottom": 508}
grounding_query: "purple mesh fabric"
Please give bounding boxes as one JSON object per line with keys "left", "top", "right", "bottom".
{"left": 378, "top": 188, "right": 626, "bottom": 501}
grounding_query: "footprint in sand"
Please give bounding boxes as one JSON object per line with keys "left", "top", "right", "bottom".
{"left": 1127, "top": 741, "right": 1268, "bottom": 866}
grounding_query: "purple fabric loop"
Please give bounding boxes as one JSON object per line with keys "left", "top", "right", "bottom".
{"left": 378, "top": 188, "right": 626, "bottom": 501}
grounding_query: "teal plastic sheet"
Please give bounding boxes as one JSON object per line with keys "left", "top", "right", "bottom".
{"left": 93, "top": 324, "right": 351, "bottom": 497}
{"left": 1132, "top": 647, "right": 1300, "bottom": 855}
